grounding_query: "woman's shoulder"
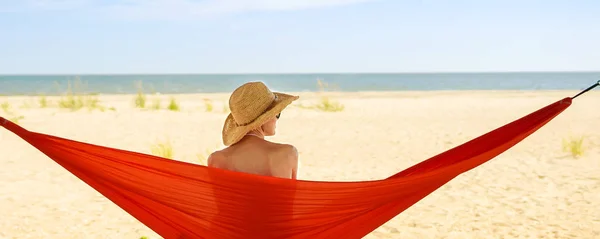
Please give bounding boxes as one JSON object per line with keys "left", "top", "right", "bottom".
{"left": 266, "top": 143, "right": 299, "bottom": 178}
{"left": 206, "top": 149, "right": 227, "bottom": 168}
{"left": 268, "top": 142, "right": 298, "bottom": 157}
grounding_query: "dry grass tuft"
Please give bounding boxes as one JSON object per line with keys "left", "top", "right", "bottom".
{"left": 562, "top": 136, "right": 585, "bottom": 158}
{"left": 167, "top": 97, "right": 180, "bottom": 111}
{"left": 150, "top": 139, "right": 174, "bottom": 159}
{"left": 1, "top": 101, "right": 26, "bottom": 124}
{"left": 293, "top": 79, "right": 345, "bottom": 112}
{"left": 56, "top": 78, "right": 106, "bottom": 112}
{"left": 134, "top": 81, "right": 146, "bottom": 109}
{"left": 203, "top": 98, "right": 213, "bottom": 112}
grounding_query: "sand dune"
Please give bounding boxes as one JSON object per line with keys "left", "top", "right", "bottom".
{"left": 1, "top": 90, "right": 599, "bottom": 238}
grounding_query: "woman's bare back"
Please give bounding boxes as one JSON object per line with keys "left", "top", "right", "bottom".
{"left": 207, "top": 135, "right": 299, "bottom": 179}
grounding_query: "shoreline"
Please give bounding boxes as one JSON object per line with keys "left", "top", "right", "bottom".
{"left": 0, "top": 88, "right": 593, "bottom": 97}
{"left": 3, "top": 70, "right": 600, "bottom": 75}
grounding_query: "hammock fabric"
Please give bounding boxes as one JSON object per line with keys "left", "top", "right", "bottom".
{"left": 0, "top": 97, "right": 573, "bottom": 239}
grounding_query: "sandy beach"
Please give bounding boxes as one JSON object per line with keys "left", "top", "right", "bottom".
{"left": 1, "top": 90, "right": 599, "bottom": 239}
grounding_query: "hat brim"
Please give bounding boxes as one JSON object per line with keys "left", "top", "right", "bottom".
{"left": 222, "top": 92, "right": 299, "bottom": 146}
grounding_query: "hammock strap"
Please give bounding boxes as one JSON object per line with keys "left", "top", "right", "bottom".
{"left": 572, "top": 80, "right": 599, "bottom": 99}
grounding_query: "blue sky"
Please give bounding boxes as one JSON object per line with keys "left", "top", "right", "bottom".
{"left": 1, "top": 0, "right": 599, "bottom": 74}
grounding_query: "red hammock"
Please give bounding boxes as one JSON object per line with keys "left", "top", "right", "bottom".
{"left": 0, "top": 97, "right": 573, "bottom": 239}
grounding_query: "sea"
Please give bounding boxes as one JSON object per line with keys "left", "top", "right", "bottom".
{"left": 0, "top": 72, "right": 599, "bottom": 96}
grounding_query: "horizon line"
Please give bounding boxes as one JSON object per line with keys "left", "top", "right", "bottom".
{"left": 2, "top": 70, "right": 600, "bottom": 76}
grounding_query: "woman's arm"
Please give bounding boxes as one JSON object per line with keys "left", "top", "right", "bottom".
{"left": 291, "top": 149, "right": 299, "bottom": 180}
{"left": 270, "top": 145, "right": 299, "bottom": 179}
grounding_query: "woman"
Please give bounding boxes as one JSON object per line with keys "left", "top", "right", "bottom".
{"left": 207, "top": 81, "right": 300, "bottom": 179}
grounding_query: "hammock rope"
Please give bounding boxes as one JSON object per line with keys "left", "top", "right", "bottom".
{"left": 572, "top": 80, "right": 599, "bottom": 99}
{"left": 0, "top": 82, "right": 596, "bottom": 239}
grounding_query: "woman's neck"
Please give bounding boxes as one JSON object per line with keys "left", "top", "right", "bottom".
{"left": 245, "top": 132, "right": 265, "bottom": 139}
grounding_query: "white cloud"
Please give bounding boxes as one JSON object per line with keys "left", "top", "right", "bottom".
{"left": 0, "top": 0, "right": 378, "bottom": 19}
{"left": 0, "top": 0, "right": 91, "bottom": 12}
{"left": 108, "top": 0, "right": 381, "bottom": 20}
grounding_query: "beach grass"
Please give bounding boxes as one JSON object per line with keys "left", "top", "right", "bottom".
{"left": 315, "top": 96, "right": 345, "bottom": 112}
{"left": 134, "top": 81, "right": 169, "bottom": 111}
{"left": 56, "top": 79, "right": 106, "bottom": 112}
{"left": 167, "top": 97, "right": 180, "bottom": 111}
{"left": 18, "top": 99, "right": 36, "bottom": 109}
{"left": 316, "top": 79, "right": 344, "bottom": 112}
{"left": 150, "top": 140, "right": 174, "bottom": 159}
{"left": 562, "top": 136, "right": 585, "bottom": 158}
{"left": 294, "top": 79, "right": 345, "bottom": 112}
{"left": 222, "top": 101, "right": 230, "bottom": 114}
{"left": 39, "top": 95, "right": 48, "bottom": 108}
{"left": 8, "top": 115, "right": 25, "bottom": 124}
{"left": 134, "top": 94, "right": 146, "bottom": 108}
{"left": 203, "top": 99, "right": 213, "bottom": 112}
{"left": 134, "top": 81, "right": 146, "bottom": 109}
{"left": 1, "top": 102, "right": 9, "bottom": 113}
{"left": 150, "top": 98, "right": 161, "bottom": 110}
{"left": 1, "top": 101, "right": 26, "bottom": 124}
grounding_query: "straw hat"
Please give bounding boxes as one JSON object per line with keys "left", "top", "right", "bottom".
{"left": 222, "top": 82, "right": 299, "bottom": 146}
